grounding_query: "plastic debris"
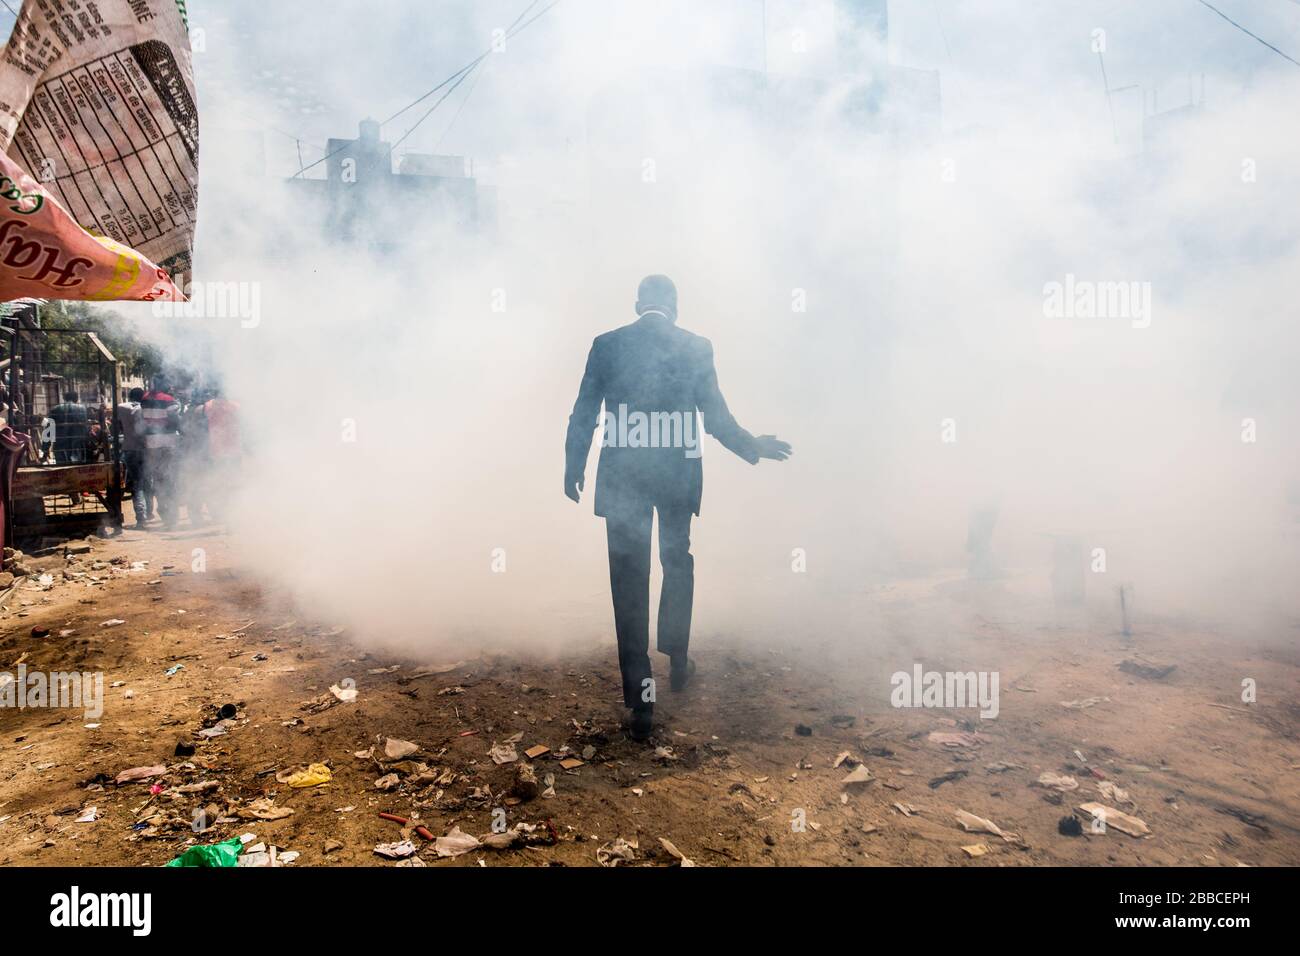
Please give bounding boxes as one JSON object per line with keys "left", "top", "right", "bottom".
{"left": 278, "top": 763, "right": 332, "bottom": 788}
{"left": 115, "top": 765, "right": 166, "bottom": 784}
{"left": 1097, "top": 781, "right": 1134, "bottom": 805}
{"left": 434, "top": 826, "right": 481, "bottom": 857}
{"left": 329, "top": 683, "right": 357, "bottom": 703}
{"left": 597, "top": 837, "right": 638, "bottom": 866}
{"left": 373, "top": 840, "right": 418, "bottom": 860}
{"left": 383, "top": 737, "right": 419, "bottom": 760}
{"left": 954, "top": 809, "right": 1021, "bottom": 844}
{"left": 659, "top": 837, "right": 696, "bottom": 867}
{"left": 165, "top": 836, "right": 243, "bottom": 867}
{"left": 239, "top": 798, "right": 294, "bottom": 821}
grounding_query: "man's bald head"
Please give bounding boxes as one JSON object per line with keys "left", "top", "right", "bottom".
{"left": 636, "top": 274, "right": 678, "bottom": 321}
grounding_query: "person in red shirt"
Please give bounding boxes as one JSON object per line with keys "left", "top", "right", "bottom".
{"left": 202, "top": 388, "right": 241, "bottom": 522}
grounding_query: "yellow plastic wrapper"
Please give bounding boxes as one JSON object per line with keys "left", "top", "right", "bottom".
{"left": 283, "top": 763, "right": 333, "bottom": 788}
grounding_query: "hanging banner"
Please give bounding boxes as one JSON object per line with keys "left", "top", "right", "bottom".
{"left": 0, "top": 0, "right": 197, "bottom": 299}
{"left": 1, "top": 150, "right": 181, "bottom": 299}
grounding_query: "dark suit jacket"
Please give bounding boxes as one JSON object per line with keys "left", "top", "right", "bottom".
{"left": 565, "top": 313, "right": 759, "bottom": 517}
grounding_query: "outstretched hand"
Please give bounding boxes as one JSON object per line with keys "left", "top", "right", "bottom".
{"left": 564, "top": 474, "right": 585, "bottom": 502}
{"left": 755, "top": 435, "right": 792, "bottom": 461}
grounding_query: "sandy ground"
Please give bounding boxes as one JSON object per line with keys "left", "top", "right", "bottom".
{"left": 1, "top": 524, "right": 1297, "bottom": 867}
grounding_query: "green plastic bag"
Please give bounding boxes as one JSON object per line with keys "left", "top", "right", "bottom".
{"left": 165, "top": 836, "right": 244, "bottom": 867}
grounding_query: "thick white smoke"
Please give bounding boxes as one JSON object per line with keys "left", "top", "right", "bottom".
{"left": 103, "top": 0, "right": 1300, "bottom": 659}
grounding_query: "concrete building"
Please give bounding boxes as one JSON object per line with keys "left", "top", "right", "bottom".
{"left": 283, "top": 119, "right": 494, "bottom": 247}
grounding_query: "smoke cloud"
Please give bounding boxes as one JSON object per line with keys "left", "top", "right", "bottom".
{"left": 96, "top": 0, "right": 1300, "bottom": 660}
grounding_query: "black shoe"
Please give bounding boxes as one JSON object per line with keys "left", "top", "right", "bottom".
{"left": 670, "top": 656, "right": 696, "bottom": 692}
{"left": 629, "top": 706, "right": 653, "bottom": 741}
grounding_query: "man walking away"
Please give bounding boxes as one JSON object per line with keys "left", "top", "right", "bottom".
{"left": 564, "top": 275, "right": 791, "bottom": 740}
{"left": 115, "top": 387, "right": 149, "bottom": 527}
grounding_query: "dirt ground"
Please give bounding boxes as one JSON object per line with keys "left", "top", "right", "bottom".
{"left": 1, "top": 523, "right": 1297, "bottom": 867}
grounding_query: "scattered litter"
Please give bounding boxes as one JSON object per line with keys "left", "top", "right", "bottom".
{"left": 374, "top": 774, "right": 400, "bottom": 791}
{"left": 165, "top": 836, "right": 243, "bottom": 867}
{"left": 841, "top": 765, "right": 874, "bottom": 788}
{"left": 1077, "top": 802, "right": 1150, "bottom": 838}
{"left": 329, "top": 683, "right": 357, "bottom": 703}
{"left": 597, "top": 837, "right": 638, "bottom": 866}
{"left": 409, "top": 662, "right": 463, "bottom": 678}
{"left": 115, "top": 765, "right": 166, "bottom": 784}
{"left": 1060, "top": 696, "right": 1109, "bottom": 710}
{"left": 373, "top": 840, "right": 418, "bottom": 860}
{"left": 164, "top": 665, "right": 184, "bottom": 677}
{"left": 524, "top": 744, "right": 550, "bottom": 760}
{"left": 985, "top": 761, "right": 1021, "bottom": 773}
{"left": 893, "top": 803, "right": 921, "bottom": 817}
{"left": 511, "top": 762, "right": 540, "bottom": 801}
{"left": 488, "top": 741, "right": 519, "bottom": 765}
{"left": 954, "top": 809, "right": 1021, "bottom": 844}
{"left": 929, "top": 769, "right": 968, "bottom": 789}
{"left": 75, "top": 807, "right": 98, "bottom": 823}
{"left": 659, "top": 838, "right": 696, "bottom": 867}
{"left": 100, "top": 619, "right": 125, "bottom": 628}
{"left": 1058, "top": 815, "right": 1083, "bottom": 836}
{"left": 559, "top": 757, "right": 585, "bottom": 770}
{"left": 1097, "top": 781, "right": 1134, "bottom": 805}
{"left": 278, "top": 763, "right": 332, "bottom": 788}
{"left": 961, "top": 843, "right": 989, "bottom": 858}
{"left": 1035, "top": 772, "right": 1079, "bottom": 792}
{"left": 435, "top": 826, "right": 481, "bottom": 857}
{"left": 794, "top": 724, "right": 812, "bottom": 737}
{"left": 239, "top": 798, "right": 294, "bottom": 821}
{"left": 384, "top": 737, "right": 420, "bottom": 760}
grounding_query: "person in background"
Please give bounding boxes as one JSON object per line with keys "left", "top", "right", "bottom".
{"left": 202, "top": 387, "right": 241, "bottom": 523}
{"left": 141, "top": 377, "right": 182, "bottom": 529}
{"left": 115, "top": 387, "right": 149, "bottom": 528}
{"left": 179, "top": 391, "right": 210, "bottom": 526}
{"left": 49, "top": 390, "right": 89, "bottom": 464}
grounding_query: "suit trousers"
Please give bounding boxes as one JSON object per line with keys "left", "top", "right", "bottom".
{"left": 605, "top": 501, "right": 694, "bottom": 709}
